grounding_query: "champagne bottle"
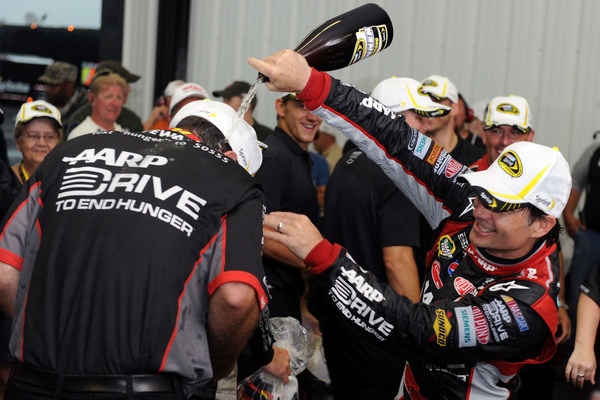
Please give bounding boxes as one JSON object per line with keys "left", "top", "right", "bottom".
{"left": 258, "top": 3, "right": 393, "bottom": 82}
{"left": 294, "top": 3, "right": 394, "bottom": 71}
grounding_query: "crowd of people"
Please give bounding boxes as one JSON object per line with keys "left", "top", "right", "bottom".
{"left": 0, "top": 51, "right": 596, "bottom": 400}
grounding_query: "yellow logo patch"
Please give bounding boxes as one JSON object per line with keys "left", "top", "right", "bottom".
{"left": 433, "top": 308, "right": 452, "bottom": 346}
{"left": 498, "top": 150, "right": 522, "bottom": 177}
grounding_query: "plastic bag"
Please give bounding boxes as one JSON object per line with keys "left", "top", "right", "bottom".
{"left": 237, "top": 372, "right": 298, "bottom": 400}
{"left": 305, "top": 333, "right": 330, "bottom": 385}
{"left": 238, "top": 317, "right": 315, "bottom": 400}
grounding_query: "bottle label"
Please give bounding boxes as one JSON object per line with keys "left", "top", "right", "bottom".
{"left": 350, "top": 24, "right": 391, "bottom": 65}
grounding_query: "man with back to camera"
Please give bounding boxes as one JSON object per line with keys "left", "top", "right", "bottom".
{"left": 0, "top": 98, "right": 270, "bottom": 399}
{"left": 249, "top": 49, "right": 572, "bottom": 399}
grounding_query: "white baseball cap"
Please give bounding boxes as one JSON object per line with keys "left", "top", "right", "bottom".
{"left": 170, "top": 100, "right": 263, "bottom": 176}
{"left": 163, "top": 79, "right": 185, "bottom": 98}
{"left": 471, "top": 99, "right": 489, "bottom": 121}
{"left": 460, "top": 142, "right": 571, "bottom": 218}
{"left": 15, "top": 100, "right": 62, "bottom": 128}
{"left": 371, "top": 77, "right": 451, "bottom": 117}
{"left": 318, "top": 122, "right": 348, "bottom": 148}
{"left": 419, "top": 74, "right": 459, "bottom": 103}
{"left": 169, "top": 82, "right": 210, "bottom": 114}
{"left": 484, "top": 95, "right": 533, "bottom": 133}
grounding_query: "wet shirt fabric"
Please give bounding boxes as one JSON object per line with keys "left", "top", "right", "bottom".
{"left": 298, "top": 70, "right": 560, "bottom": 400}
{"left": 0, "top": 129, "right": 268, "bottom": 394}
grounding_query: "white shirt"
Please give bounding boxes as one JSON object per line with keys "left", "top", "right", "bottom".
{"left": 68, "top": 116, "right": 123, "bottom": 140}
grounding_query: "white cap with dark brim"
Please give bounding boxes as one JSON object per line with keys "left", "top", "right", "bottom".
{"left": 170, "top": 100, "right": 263, "bottom": 176}
{"left": 460, "top": 142, "right": 571, "bottom": 218}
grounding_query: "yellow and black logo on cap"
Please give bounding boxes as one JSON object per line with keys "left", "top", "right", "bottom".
{"left": 498, "top": 150, "right": 522, "bottom": 177}
{"left": 496, "top": 102, "right": 520, "bottom": 115}
{"left": 31, "top": 104, "right": 53, "bottom": 115}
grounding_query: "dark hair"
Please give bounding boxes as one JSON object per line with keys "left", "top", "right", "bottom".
{"left": 458, "top": 93, "right": 472, "bottom": 122}
{"left": 175, "top": 116, "right": 232, "bottom": 153}
{"left": 527, "top": 205, "right": 561, "bottom": 245}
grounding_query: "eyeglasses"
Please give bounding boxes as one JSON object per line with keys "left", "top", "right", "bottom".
{"left": 486, "top": 126, "right": 530, "bottom": 140}
{"left": 23, "top": 131, "right": 59, "bottom": 143}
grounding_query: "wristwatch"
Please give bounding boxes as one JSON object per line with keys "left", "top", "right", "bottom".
{"left": 557, "top": 298, "right": 569, "bottom": 310}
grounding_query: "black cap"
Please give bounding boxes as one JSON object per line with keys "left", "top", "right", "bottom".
{"left": 212, "top": 81, "right": 251, "bottom": 98}
{"left": 95, "top": 60, "right": 141, "bottom": 83}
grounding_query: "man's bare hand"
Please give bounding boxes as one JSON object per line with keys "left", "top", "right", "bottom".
{"left": 248, "top": 50, "right": 312, "bottom": 94}
{"left": 264, "top": 212, "right": 323, "bottom": 261}
{"left": 261, "top": 347, "right": 291, "bottom": 383}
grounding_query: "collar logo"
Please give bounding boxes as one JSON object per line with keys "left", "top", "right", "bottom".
{"left": 498, "top": 150, "right": 522, "bottom": 177}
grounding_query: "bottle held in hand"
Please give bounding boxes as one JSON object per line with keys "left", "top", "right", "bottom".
{"left": 294, "top": 3, "right": 393, "bottom": 71}
{"left": 259, "top": 3, "right": 394, "bottom": 82}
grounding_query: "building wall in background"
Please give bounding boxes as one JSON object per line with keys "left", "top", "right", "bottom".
{"left": 125, "top": 0, "right": 600, "bottom": 167}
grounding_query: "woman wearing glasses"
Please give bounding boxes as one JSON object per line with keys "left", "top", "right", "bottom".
{"left": 0, "top": 99, "right": 62, "bottom": 399}
{"left": 11, "top": 100, "right": 63, "bottom": 184}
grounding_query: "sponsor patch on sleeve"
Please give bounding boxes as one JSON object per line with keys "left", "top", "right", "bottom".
{"left": 426, "top": 144, "right": 443, "bottom": 166}
{"left": 456, "top": 306, "right": 476, "bottom": 347}
{"left": 413, "top": 134, "right": 433, "bottom": 160}
{"left": 433, "top": 308, "right": 452, "bottom": 347}
{"left": 501, "top": 294, "right": 529, "bottom": 332}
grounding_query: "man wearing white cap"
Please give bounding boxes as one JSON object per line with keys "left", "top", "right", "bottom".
{"left": 319, "top": 76, "right": 448, "bottom": 399}
{"left": 418, "top": 75, "right": 487, "bottom": 283}
{"left": 419, "top": 74, "right": 485, "bottom": 166}
{"left": 0, "top": 100, "right": 270, "bottom": 399}
{"left": 248, "top": 49, "right": 573, "bottom": 399}
{"left": 169, "top": 82, "right": 210, "bottom": 119}
{"left": 470, "top": 95, "right": 535, "bottom": 172}
{"left": 468, "top": 95, "right": 570, "bottom": 399}
{"left": 143, "top": 79, "right": 185, "bottom": 130}
{"left": 313, "top": 122, "right": 344, "bottom": 173}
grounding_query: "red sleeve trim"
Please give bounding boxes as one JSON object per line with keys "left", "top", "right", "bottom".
{"left": 207, "top": 270, "right": 269, "bottom": 310}
{"left": 305, "top": 239, "right": 342, "bottom": 275}
{"left": 0, "top": 248, "right": 23, "bottom": 271}
{"left": 298, "top": 68, "right": 331, "bottom": 111}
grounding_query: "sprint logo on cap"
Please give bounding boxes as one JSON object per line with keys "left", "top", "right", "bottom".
{"left": 498, "top": 150, "right": 522, "bottom": 178}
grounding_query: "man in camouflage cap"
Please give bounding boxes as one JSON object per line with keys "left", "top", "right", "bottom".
{"left": 38, "top": 61, "right": 88, "bottom": 122}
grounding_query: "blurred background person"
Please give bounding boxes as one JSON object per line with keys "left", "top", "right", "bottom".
{"left": 455, "top": 93, "right": 485, "bottom": 150}
{"left": 143, "top": 79, "right": 185, "bottom": 130}
{"left": 11, "top": 100, "right": 63, "bottom": 184}
{"left": 316, "top": 76, "right": 447, "bottom": 399}
{"left": 38, "top": 61, "right": 87, "bottom": 123}
{"left": 312, "top": 122, "right": 343, "bottom": 174}
{"left": 466, "top": 98, "right": 489, "bottom": 142}
{"left": 169, "top": 82, "right": 210, "bottom": 120}
{"left": 0, "top": 108, "right": 8, "bottom": 165}
{"left": 212, "top": 80, "right": 272, "bottom": 142}
{"left": 64, "top": 60, "right": 143, "bottom": 135}
{"left": 0, "top": 99, "right": 62, "bottom": 399}
{"left": 68, "top": 72, "right": 126, "bottom": 140}
{"left": 564, "top": 138, "right": 600, "bottom": 363}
